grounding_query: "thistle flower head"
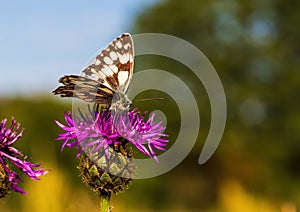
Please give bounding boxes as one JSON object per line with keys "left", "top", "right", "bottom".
{"left": 56, "top": 108, "right": 168, "bottom": 197}
{"left": 56, "top": 109, "right": 168, "bottom": 163}
{"left": 0, "top": 117, "right": 48, "bottom": 196}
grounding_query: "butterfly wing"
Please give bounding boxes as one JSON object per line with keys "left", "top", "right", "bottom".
{"left": 82, "top": 33, "right": 134, "bottom": 93}
{"left": 52, "top": 75, "right": 114, "bottom": 104}
{"left": 53, "top": 33, "right": 134, "bottom": 105}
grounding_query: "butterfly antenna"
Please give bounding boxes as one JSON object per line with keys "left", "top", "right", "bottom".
{"left": 133, "top": 97, "right": 164, "bottom": 102}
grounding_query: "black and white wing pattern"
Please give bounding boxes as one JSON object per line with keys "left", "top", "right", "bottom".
{"left": 52, "top": 33, "right": 134, "bottom": 108}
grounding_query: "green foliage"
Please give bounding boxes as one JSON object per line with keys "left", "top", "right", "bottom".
{"left": 132, "top": 0, "right": 300, "bottom": 210}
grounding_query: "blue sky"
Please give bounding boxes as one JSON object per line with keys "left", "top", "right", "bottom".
{"left": 0, "top": 0, "right": 157, "bottom": 96}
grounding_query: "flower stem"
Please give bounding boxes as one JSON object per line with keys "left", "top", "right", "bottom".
{"left": 100, "top": 192, "right": 111, "bottom": 212}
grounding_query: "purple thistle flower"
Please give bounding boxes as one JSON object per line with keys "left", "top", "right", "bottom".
{"left": 0, "top": 117, "right": 48, "bottom": 194}
{"left": 56, "top": 109, "right": 169, "bottom": 163}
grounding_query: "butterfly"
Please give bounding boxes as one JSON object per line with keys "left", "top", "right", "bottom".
{"left": 52, "top": 33, "right": 134, "bottom": 110}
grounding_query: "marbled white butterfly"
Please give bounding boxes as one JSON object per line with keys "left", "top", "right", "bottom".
{"left": 53, "top": 33, "right": 134, "bottom": 110}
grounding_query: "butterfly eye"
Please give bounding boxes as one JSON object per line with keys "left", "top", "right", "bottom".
{"left": 122, "top": 102, "right": 130, "bottom": 109}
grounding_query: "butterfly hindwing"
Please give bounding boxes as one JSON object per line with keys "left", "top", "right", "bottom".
{"left": 53, "top": 75, "right": 114, "bottom": 104}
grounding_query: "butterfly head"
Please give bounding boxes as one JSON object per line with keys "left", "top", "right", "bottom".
{"left": 110, "top": 92, "right": 132, "bottom": 110}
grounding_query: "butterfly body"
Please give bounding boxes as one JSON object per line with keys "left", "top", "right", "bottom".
{"left": 53, "top": 33, "right": 134, "bottom": 110}
{"left": 110, "top": 91, "right": 132, "bottom": 110}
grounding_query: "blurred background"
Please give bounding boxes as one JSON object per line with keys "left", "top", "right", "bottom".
{"left": 0, "top": 0, "right": 299, "bottom": 211}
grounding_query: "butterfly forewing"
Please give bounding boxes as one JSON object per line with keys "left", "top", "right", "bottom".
{"left": 82, "top": 33, "right": 134, "bottom": 92}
